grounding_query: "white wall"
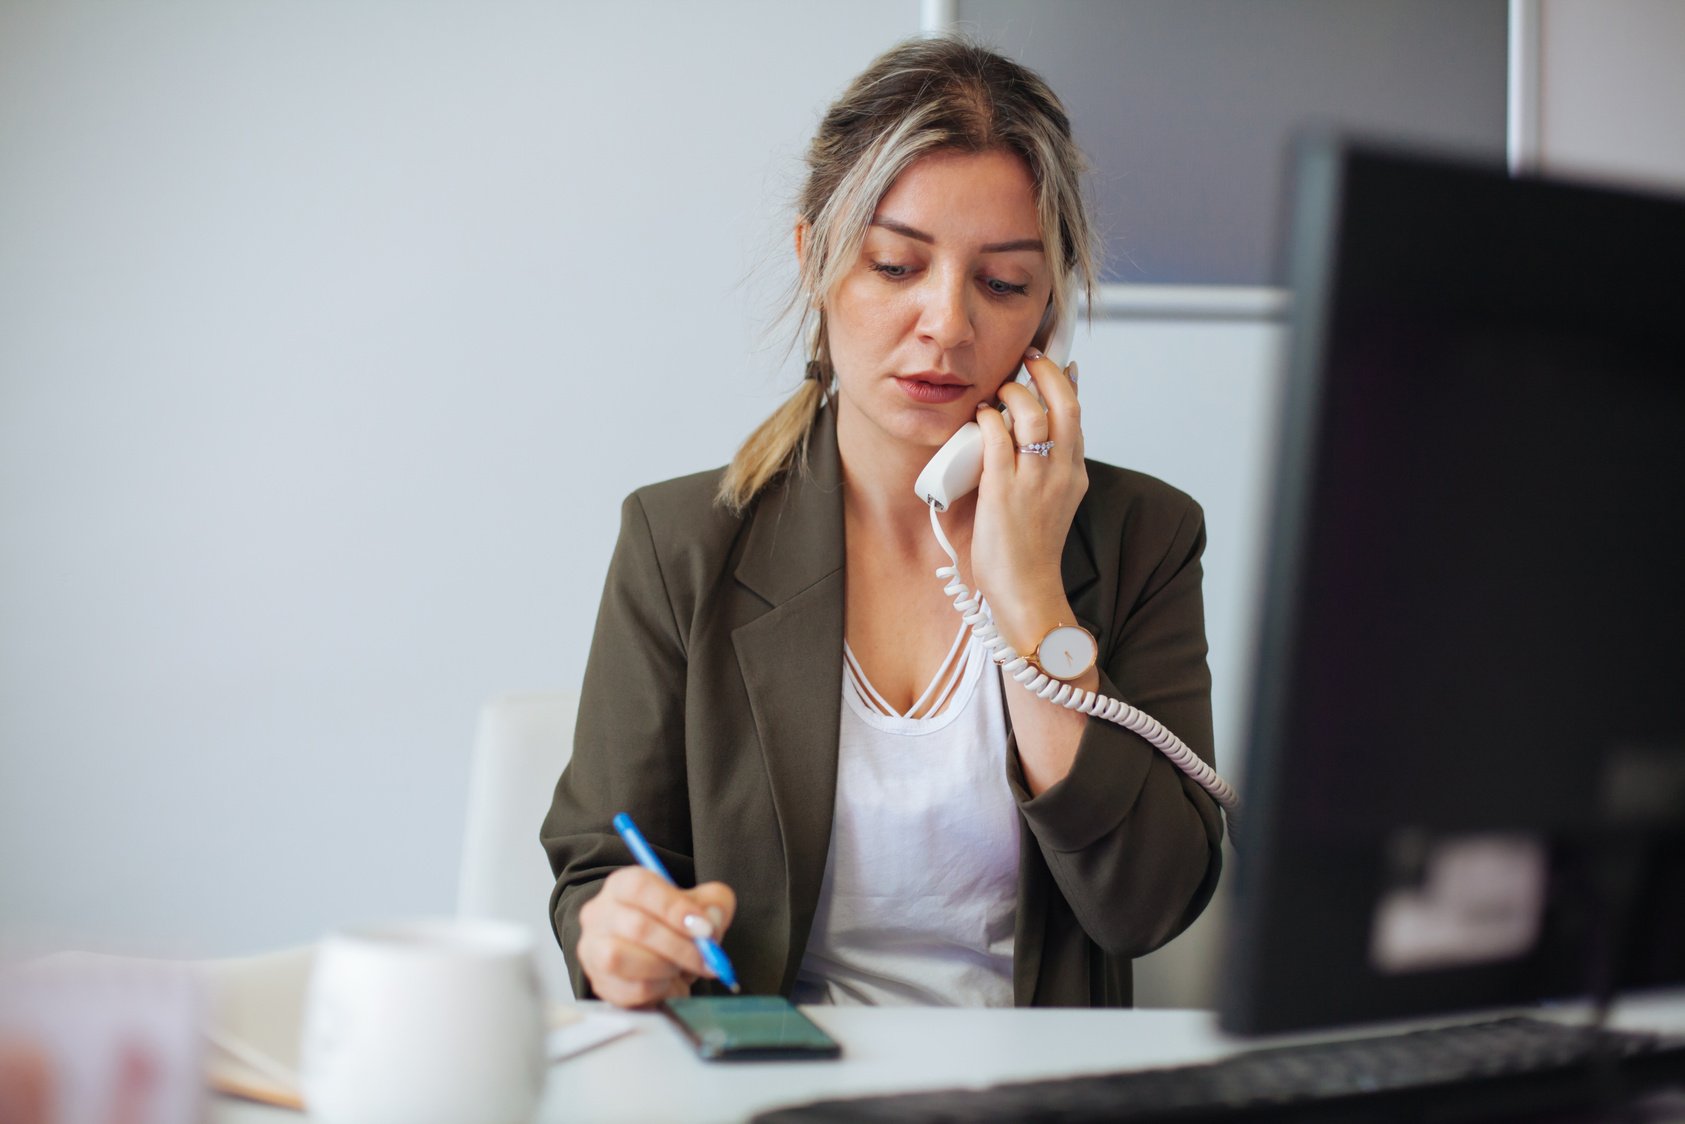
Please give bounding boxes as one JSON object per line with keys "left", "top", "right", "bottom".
{"left": 0, "top": 0, "right": 922, "bottom": 956}
{"left": 1537, "top": 0, "right": 1685, "bottom": 192}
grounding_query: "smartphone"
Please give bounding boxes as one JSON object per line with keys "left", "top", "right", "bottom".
{"left": 661, "top": 996, "right": 842, "bottom": 1062}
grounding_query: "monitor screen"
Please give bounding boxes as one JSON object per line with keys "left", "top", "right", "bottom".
{"left": 1220, "top": 138, "right": 1685, "bottom": 1035}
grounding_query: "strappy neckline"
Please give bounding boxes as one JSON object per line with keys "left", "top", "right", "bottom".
{"left": 843, "top": 620, "right": 976, "bottom": 722}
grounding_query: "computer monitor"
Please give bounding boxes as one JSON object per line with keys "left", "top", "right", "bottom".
{"left": 1220, "top": 138, "right": 1685, "bottom": 1036}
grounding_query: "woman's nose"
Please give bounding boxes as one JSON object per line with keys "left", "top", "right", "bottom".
{"left": 916, "top": 275, "right": 974, "bottom": 352}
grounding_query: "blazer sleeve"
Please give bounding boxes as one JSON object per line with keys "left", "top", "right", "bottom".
{"left": 540, "top": 491, "right": 696, "bottom": 999}
{"left": 1005, "top": 493, "right": 1224, "bottom": 959}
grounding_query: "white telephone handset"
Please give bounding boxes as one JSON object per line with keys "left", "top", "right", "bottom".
{"left": 911, "top": 294, "right": 1242, "bottom": 832}
{"left": 913, "top": 299, "right": 1078, "bottom": 512}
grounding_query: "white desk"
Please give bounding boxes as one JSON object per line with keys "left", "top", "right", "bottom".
{"left": 212, "top": 995, "right": 1685, "bottom": 1124}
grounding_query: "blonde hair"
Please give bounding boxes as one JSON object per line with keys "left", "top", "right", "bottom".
{"left": 716, "top": 36, "right": 1100, "bottom": 512}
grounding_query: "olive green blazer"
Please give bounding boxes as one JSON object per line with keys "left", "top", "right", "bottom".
{"left": 542, "top": 410, "right": 1224, "bottom": 1006}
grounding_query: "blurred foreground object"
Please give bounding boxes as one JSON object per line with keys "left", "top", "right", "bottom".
{"left": 0, "top": 952, "right": 204, "bottom": 1124}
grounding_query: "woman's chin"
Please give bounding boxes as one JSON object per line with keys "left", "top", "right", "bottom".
{"left": 895, "top": 403, "right": 978, "bottom": 447}
{"left": 894, "top": 420, "right": 968, "bottom": 456}
{"left": 839, "top": 394, "right": 976, "bottom": 456}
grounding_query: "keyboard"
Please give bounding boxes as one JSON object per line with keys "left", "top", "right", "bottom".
{"left": 752, "top": 1017, "right": 1685, "bottom": 1123}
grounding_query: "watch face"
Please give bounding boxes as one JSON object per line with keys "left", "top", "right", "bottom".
{"left": 1039, "top": 625, "right": 1097, "bottom": 680}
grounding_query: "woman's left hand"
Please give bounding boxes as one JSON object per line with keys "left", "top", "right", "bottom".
{"left": 969, "top": 347, "right": 1088, "bottom": 659}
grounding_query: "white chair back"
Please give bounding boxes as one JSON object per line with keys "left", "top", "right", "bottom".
{"left": 457, "top": 689, "right": 578, "bottom": 1000}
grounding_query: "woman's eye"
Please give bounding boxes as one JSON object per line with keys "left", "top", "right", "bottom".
{"left": 985, "top": 277, "right": 1030, "bottom": 297}
{"left": 869, "top": 261, "right": 911, "bottom": 280}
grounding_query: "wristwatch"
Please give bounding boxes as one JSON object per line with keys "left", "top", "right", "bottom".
{"left": 1023, "top": 622, "right": 1098, "bottom": 682}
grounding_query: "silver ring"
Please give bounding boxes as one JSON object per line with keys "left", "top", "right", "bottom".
{"left": 1016, "top": 441, "right": 1054, "bottom": 457}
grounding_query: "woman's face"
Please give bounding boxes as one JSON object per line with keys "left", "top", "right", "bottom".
{"left": 822, "top": 147, "right": 1055, "bottom": 454}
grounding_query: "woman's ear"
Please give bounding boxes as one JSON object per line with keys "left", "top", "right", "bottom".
{"left": 793, "top": 220, "right": 811, "bottom": 270}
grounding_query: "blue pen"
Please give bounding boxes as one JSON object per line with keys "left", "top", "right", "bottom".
{"left": 612, "top": 812, "right": 741, "bottom": 993}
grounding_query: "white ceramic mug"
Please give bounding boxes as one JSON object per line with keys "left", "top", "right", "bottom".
{"left": 299, "top": 918, "right": 546, "bottom": 1124}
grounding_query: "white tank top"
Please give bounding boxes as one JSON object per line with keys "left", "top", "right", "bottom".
{"left": 793, "top": 624, "right": 1020, "bottom": 1006}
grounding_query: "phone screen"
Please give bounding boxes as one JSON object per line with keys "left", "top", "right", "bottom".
{"left": 661, "top": 996, "right": 842, "bottom": 1061}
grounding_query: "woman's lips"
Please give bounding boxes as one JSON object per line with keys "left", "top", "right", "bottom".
{"left": 894, "top": 376, "right": 969, "bottom": 404}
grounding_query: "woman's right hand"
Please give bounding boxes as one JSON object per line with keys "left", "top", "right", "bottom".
{"left": 576, "top": 866, "right": 737, "bottom": 1008}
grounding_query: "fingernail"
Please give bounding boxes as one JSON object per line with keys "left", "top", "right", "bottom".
{"left": 682, "top": 914, "right": 715, "bottom": 940}
{"left": 1024, "top": 347, "right": 1044, "bottom": 361}
{"left": 706, "top": 906, "right": 725, "bottom": 931}
{"left": 1067, "top": 361, "right": 1079, "bottom": 384}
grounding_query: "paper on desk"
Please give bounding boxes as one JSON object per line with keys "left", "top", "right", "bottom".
{"left": 548, "top": 1008, "right": 638, "bottom": 1060}
{"left": 201, "top": 945, "right": 314, "bottom": 1110}
{"left": 206, "top": 1029, "right": 303, "bottom": 1111}
{"left": 207, "top": 998, "right": 637, "bottom": 1111}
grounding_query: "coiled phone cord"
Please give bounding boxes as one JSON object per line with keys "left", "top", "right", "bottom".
{"left": 929, "top": 504, "right": 1241, "bottom": 828}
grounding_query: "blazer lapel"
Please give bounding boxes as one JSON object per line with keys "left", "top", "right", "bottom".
{"left": 731, "top": 411, "right": 846, "bottom": 994}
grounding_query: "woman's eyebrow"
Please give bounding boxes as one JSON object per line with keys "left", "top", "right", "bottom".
{"left": 871, "top": 217, "right": 1044, "bottom": 254}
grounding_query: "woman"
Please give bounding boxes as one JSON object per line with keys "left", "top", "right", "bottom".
{"left": 541, "top": 37, "right": 1223, "bottom": 1009}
